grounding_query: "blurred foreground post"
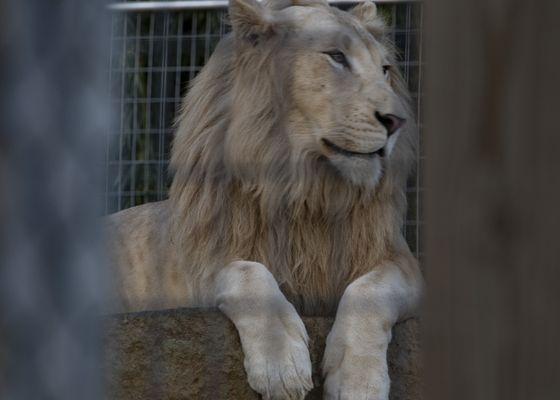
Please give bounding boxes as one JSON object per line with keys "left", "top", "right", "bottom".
{"left": 0, "top": 1, "right": 109, "bottom": 399}
{"left": 424, "top": 1, "right": 560, "bottom": 399}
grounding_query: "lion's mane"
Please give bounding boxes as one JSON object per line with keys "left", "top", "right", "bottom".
{"left": 168, "top": 14, "right": 416, "bottom": 315}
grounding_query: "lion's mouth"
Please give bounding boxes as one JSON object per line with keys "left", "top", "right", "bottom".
{"left": 321, "top": 138, "right": 385, "bottom": 158}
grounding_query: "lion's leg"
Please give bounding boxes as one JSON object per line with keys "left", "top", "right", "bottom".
{"left": 215, "top": 260, "right": 313, "bottom": 400}
{"left": 322, "top": 255, "right": 423, "bottom": 400}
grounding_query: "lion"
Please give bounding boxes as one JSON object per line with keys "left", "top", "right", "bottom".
{"left": 106, "top": 0, "right": 423, "bottom": 399}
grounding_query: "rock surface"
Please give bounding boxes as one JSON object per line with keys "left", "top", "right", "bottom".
{"left": 104, "top": 308, "right": 421, "bottom": 399}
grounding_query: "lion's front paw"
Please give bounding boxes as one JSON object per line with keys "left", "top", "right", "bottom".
{"left": 322, "top": 357, "right": 389, "bottom": 400}
{"left": 244, "top": 335, "right": 312, "bottom": 399}
{"left": 217, "top": 261, "right": 313, "bottom": 399}
{"left": 240, "top": 316, "right": 313, "bottom": 400}
{"left": 322, "top": 335, "right": 390, "bottom": 400}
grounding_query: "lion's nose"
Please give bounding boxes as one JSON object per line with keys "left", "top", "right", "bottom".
{"left": 375, "top": 112, "right": 406, "bottom": 136}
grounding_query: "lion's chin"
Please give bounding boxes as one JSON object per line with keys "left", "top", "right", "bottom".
{"left": 327, "top": 154, "right": 384, "bottom": 189}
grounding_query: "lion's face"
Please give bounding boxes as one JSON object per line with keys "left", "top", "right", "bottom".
{"left": 284, "top": 5, "right": 407, "bottom": 188}
{"left": 229, "top": 0, "right": 410, "bottom": 189}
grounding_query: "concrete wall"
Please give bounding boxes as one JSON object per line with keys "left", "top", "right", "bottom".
{"left": 105, "top": 308, "right": 420, "bottom": 399}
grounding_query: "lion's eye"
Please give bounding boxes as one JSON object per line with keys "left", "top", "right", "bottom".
{"left": 382, "top": 65, "right": 391, "bottom": 77}
{"left": 324, "top": 51, "right": 349, "bottom": 68}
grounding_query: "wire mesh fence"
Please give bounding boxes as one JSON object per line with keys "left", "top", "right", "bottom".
{"left": 105, "top": 0, "right": 423, "bottom": 256}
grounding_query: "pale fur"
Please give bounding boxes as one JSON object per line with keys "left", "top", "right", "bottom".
{"left": 107, "top": 1, "right": 423, "bottom": 399}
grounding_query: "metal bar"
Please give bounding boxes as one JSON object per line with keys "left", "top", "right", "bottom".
{"left": 117, "top": 15, "right": 127, "bottom": 211}
{"left": 415, "top": 2, "right": 424, "bottom": 260}
{"left": 130, "top": 12, "right": 142, "bottom": 207}
{"left": 157, "top": 12, "right": 171, "bottom": 199}
{"left": 108, "top": 0, "right": 419, "bottom": 12}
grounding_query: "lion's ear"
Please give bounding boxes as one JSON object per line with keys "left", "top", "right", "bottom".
{"left": 229, "top": 0, "right": 274, "bottom": 45}
{"left": 349, "top": 1, "right": 386, "bottom": 37}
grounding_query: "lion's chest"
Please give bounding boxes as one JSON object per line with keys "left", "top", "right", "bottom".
{"left": 255, "top": 220, "right": 386, "bottom": 316}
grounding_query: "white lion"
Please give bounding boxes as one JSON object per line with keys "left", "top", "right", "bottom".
{"left": 107, "top": 0, "right": 423, "bottom": 399}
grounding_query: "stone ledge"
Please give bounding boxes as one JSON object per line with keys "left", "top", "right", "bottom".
{"left": 104, "top": 308, "right": 421, "bottom": 399}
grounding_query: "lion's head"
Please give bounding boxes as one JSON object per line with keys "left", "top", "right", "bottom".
{"left": 172, "top": 0, "right": 414, "bottom": 202}
{"left": 225, "top": 0, "right": 413, "bottom": 187}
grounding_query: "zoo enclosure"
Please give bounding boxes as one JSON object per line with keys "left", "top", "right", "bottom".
{"left": 105, "top": 0, "right": 423, "bottom": 257}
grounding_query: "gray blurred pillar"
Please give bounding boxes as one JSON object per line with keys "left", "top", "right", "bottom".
{"left": 423, "top": 1, "right": 560, "bottom": 399}
{"left": 0, "top": 1, "right": 109, "bottom": 399}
